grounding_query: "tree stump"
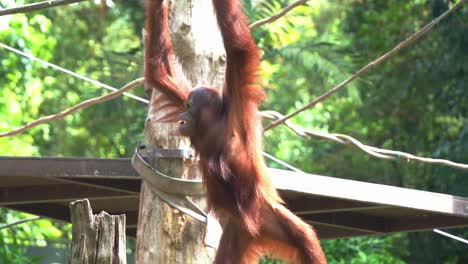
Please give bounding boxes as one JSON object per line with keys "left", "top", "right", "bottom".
{"left": 67, "top": 199, "right": 126, "bottom": 264}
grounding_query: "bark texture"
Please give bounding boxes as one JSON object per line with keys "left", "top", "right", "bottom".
{"left": 135, "top": 0, "right": 225, "bottom": 263}
{"left": 67, "top": 199, "right": 126, "bottom": 264}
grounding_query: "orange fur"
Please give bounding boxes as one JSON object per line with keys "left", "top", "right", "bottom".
{"left": 243, "top": 237, "right": 301, "bottom": 264}
{"left": 145, "top": 0, "right": 327, "bottom": 263}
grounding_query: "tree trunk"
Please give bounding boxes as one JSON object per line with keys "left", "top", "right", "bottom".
{"left": 135, "top": 0, "right": 225, "bottom": 263}
{"left": 67, "top": 199, "right": 126, "bottom": 264}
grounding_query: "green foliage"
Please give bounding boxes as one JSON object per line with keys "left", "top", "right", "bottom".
{"left": 322, "top": 234, "right": 408, "bottom": 264}
{"left": 260, "top": 255, "right": 295, "bottom": 264}
{"left": 1, "top": 0, "right": 146, "bottom": 158}
{"left": 0, "top": 209, "right": 68, "bottom": 263}
{"left": 1, "top": 0, "right": 467, "bottom": 262}
{"left": 0, "top": 1, "right": 144, "bottom": 262}
{"left": 0, "top": 236, "right": 40, "bottom": 264}
{"left": 259, "top": 0, "right": 467, "bottom": 263}
{"left": 0, "top": 212, "right": 62, "bottom": 246}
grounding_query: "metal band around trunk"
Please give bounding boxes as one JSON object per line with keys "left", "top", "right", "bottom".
{"left": 132, "top": 145, "right": 204, "bottom": 196}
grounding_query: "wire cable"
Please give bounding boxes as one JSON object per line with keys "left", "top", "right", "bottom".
{"left": 262, "top": 151, "right": 305, "bottom": 173}
{"left": 0, "top": 42, "right": 149, "bottom": 104}
{"left": 434, "top": 229, "right": 468, "bottom": 245}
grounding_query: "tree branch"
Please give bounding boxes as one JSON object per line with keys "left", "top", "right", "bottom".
{"left": 0, "top": 216, "right": 42, "bottom": 230}
{"left": 261, "top": 110, "right": 468, "bottom": 171}
{"left": 0, "top": 78, "right": 144, "bottom": 138}
{"left": 263, "top": 0, "right": 467, "bottom": 131}
{"left": 0, "top": 0, "right": 87, "bottom": 17}
{"left": 249, "top": 0, "right": 308, "bottom": 30}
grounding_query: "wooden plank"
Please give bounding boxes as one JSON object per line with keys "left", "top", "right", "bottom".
{"left": 8, "top": 203, "right": 70, "bottom": 222}
{"left": 8, "top": 202, "right": 139, "bottom": 224}
{"left": 57, "top": 178, "right": 141, "bottom": 193}
{"left": 2, "top": 156, "right": 468, "bottom": 240}
{"left": 0, "top": 156, "right": 138, "bottom": 179}
{"left": 126, "top": 227, "right": 137, "bottom": 238}
{"left": 2, "top": 157, "right": 468, "bottom": 219}
{"left": 312, "top": 223, "right": 373, "bottom": 240}
{"left": 8, "top": 201, "right": 376, "bottom": 240}
{"left": 270, "top": 168, "right": 468, "bottom": 217}
{"left": 303, "top": 212, "right": 387, "bottom": 233}
{"left": 285, "top": 196, "right": 390, "bottom": 215}
{"left": 388, "top": 214, "right": 468, "bottom": 232}
{"left": 0, "top": 184, "right": 136, "bottom": 205}
{"left": 307, "top": 212, "right": 468, "bottom": 237}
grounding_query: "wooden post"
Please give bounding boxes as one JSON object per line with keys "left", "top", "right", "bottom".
{"left": 135, "top": 0, "right": 225, "bottom": 263}
{"left": 67, "top": 199, "right": 126, "bottom": 264}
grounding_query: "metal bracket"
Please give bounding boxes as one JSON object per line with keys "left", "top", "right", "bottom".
{"left": 132, "top": 145, "right": 207, "bottom": 222}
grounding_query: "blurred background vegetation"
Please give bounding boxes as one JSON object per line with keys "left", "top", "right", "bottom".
{"left": 0, "top": 0, "right": 467, "bottom": 263}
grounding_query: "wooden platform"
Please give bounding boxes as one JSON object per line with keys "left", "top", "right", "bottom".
{"left": 1, "top": 156, "right": 467, "bottom": 239}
